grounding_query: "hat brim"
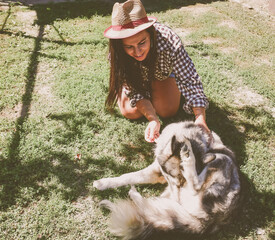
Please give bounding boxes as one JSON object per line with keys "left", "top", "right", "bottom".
{"left": 104, "top": 17, "right": 157, "bottom": 39}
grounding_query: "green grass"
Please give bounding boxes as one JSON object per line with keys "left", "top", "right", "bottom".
{"left": 0, "top": 0, "right": 274, "bottom": 239}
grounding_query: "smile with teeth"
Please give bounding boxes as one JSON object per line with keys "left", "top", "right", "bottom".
{"left": 135, "top": 53, "right": 144, "bottom": 58}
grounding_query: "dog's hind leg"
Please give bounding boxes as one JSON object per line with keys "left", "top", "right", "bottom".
{"left": 93, "top": 161, "right": 166, "bottom": 190}
{"left": 128, "top": 185, "right": 144, "bottom": 206}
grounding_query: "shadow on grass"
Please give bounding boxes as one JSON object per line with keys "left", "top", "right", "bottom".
{"left": 0, "top": 23, "right": 45, "bottom": 208}
{"left": 0, "top": 110, "right": 146, "bottom": 210}
{"left": 2, "top": 0, "right": 226, "bottom": 32}
{"left": 1, "top": 0, "right": 226, "bottom": 50}
{"left": 29, "top": 0, "right": 226, "bottom": 25}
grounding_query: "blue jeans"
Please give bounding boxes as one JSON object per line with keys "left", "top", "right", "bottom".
{"left": 169, "top": 72, "right": 175, "bottom": 78}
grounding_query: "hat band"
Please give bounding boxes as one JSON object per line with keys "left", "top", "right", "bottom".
{"left": 112, "top": 17, "right": 149, "bottom": 31}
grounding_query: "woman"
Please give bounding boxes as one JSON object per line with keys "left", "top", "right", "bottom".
{"left": 104, "top": 0, "right": 211, "bottom": 143}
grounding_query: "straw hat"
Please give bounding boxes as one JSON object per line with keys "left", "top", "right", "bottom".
{"left": 104, "top": 0, "right": 157, "bottom": 39}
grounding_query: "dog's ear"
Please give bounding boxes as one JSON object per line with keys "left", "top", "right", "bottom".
{"left": 203, "top": 153, "right": 216, "bottom": 163}
{"left": 171, "top": 135, "right": 181, "bottom": 154}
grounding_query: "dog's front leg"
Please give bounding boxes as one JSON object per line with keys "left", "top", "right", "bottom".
{"left": 93, "top": 161, "right": 166, "bottom": 190}
{"left": 180, "top": 140, "right": 200, "bottom": 192}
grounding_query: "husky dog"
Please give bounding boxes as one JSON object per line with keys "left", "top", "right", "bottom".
{"left": 93, "top": 121, "right": 241, "bottom": 239}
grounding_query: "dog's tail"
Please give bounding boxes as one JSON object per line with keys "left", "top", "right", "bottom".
{"left": 99, "top": 199, "right": 152, "bottom": 240}
{"left": 100, "top": 197, "right": 200, "bottom": 240}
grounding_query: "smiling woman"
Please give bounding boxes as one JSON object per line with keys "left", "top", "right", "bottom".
{"left": 104, "top": 0, "right": 211, "bottom": 143}
{"left": 122, "top": 31, "right": 151, "bottom": 61}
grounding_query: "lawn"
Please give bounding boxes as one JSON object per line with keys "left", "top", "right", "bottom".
{"left": 0, "top": 0, "right": 274, "bottom": 239}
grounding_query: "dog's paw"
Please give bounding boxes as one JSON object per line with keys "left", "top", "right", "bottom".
{"left": 128, "top": 185, "right": 142, "bottom": 201}
{"left": 129, "top": 185, "right": 137, "bottom": 195}
{"left": 180, "top": 140, "right": 193, "bottom": 163}
{"left": 179, "top": 140, "right": 196, "bottom": 173}
{"left": 181, "top": 142, "right": 190, "bottom": 158}
{"left": 93, "top": 179, "right": 110, "bottom": 191}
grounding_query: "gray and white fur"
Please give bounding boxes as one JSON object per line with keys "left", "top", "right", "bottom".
{"left": 93, "top": 121, "right": 242, "bottom": 239}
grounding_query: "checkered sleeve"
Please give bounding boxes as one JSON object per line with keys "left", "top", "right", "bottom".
{"left": 172, "top": 44, "right": 209, "bottom": 114}
{"left": 123, "top": 86, "right": 145, "bottom": 108}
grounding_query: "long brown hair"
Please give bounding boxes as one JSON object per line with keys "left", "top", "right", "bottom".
{"left": 105, "top": 26, "right": 158, "bottom": 110}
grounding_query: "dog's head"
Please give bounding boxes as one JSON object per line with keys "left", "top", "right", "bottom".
{"left": 155, "top": 122, "right": 210, "bottom": 184}
{"left": 155, "top": 134, "right": 187, "bottom": 187}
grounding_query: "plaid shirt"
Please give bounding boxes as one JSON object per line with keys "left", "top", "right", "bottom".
{"left": 124, "top": 22, "right": 209, "bottom": 114}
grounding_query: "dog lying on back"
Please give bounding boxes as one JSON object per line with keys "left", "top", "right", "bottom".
{"left": 93, "top": 121, "right": 242, "bottom": 239}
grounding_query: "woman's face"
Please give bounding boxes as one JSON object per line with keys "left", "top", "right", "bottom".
{"left": 122, "top": 30, "right": 151, "bottom": 61}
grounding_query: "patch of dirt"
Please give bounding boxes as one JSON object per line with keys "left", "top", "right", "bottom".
{"left": 235, "top": 54, "right": 273, "bottom": 68}
{"left": 173, "top": 28, "right": 193, "bottom": 38}
{"left": 0, "top": 5, "right": 10, "bottom": 11}
{"left": 0, "top": 103, "right": 28, "bottom": 120}
{"left": 180, "top": 4, "right": 213, "bottom": 15}
{"left": 173, "top": 28, "right": 194, "bottom": 45}
{"left": 232, "top": 86, "right": 275, "bottom": 117}
{"left": 15, "top": 10, "right": 37, "bottom": 22}
{"left": 202, "top": 37, "right": 222, "bottom": 45}
{"left": 73, "top": 196, "right": 108, "bottom": 238}
{"left": 1, "top": 62, "right": 59, "bottom": 121}
{"left": 74, "top": 196, "right": 95, "bottom": 222}
{"left": 255, "top": 55, "right": 273, "bottom": 67}
{"left": 29, "top": 62, "right": 58, "bottom": 117}
{"left": 229, "top": 0, "right": 275, "bottom": 16}
{"left": 218, "top": 20, "right": 238, "bottom": 29}
{"left": 218, "top": 46, "right": 238, "bottom": 54}
{"left": 37, "top": 85, "right": 52, "bottom": 97}
{"left": 15, "top": 10, "right": 39, "bottom": 37}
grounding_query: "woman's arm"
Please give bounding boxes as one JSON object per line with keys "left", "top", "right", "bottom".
{"left": 136, "top": 99, "right": 160, "bottom": 142}
{"left": 193, "top": 107, "right": 212, "bottom": 144}
{"left": 193, "top": 107, "right": 209, "bottom": 130}
{"left": 172, "top": 45, "right": 209, "bottom": 114}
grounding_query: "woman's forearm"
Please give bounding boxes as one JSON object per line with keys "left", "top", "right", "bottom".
{"left": 136, "top": 99, "right": 160, "bottom": 142}
{"left": 193, "top": 107, "right": 210, "bottom": 132}
{"left": 193, "top": 107, "right": 206, "bottom": 122}
{"left": 136, "top": 99, "right": 159, "bottom": 122}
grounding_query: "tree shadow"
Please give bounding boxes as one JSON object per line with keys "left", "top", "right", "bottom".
{"left": 0, "top": 109, "right": 148, "bottom": 210}
{"left": 2, "top": 0, "right": 227, "bottom": 29}
{"left": 0, "top": 23, "right": 45, "bottom": 209}
{"left": 1, "top": 0, "right": 227, "bottom": 43}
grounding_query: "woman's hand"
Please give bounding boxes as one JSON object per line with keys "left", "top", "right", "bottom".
{"left": 193, "top": 107, "right": 213, "bottom": 145}
{"left": 145, "top": 120, "right": 161, "bottom": 143}
{"left": 195, "top": 115, "right": 213, "bottom": 146}
{"left": 136, "top": 99, "right": 161, "bottom": 143}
